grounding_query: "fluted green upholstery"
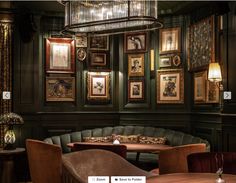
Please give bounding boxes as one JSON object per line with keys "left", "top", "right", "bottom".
{"left": 44, "top": 125, "right": 210, "bottom": 153}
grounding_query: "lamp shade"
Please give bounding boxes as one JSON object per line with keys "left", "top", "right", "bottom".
{"left": 0, "top": 112, "right": 24, "bottom": 125}
{"left": 60, "top": 0, "right": 162, "bottom": 35}
{"left": 208, "top": 63, "right": 222, "bottom": 82}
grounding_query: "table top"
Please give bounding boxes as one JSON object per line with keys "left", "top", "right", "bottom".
{"left": 0, "top": 148, "right": 25, "bottom": 155}
{"left": 146, "top": 173, "right": 236, "bottom": 183}
{"left": 67, "top": 142, "right": 172, "bottom": 153}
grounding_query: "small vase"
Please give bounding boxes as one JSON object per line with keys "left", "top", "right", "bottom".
{"left": 216, "top": 177, "right": 225, "bottom": 183}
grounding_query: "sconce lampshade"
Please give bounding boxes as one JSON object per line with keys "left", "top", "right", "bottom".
{"left": 208, "top": 63, "right": 222, "bottom": 82}
{"left": 59, "top": 0, "right": 162, "bottom": 35}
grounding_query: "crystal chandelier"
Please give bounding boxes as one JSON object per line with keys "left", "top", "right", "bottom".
{"left": 59, "top": 0, "right": 163, "bottom": 35}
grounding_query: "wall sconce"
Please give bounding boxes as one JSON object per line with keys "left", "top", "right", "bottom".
{"left": 0, "top": 113, "right": 24, "bottom": 150}
{"left": 150, "top": 49, "right": 155, "bottom": 78}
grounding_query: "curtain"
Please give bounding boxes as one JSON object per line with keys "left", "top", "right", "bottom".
{"left": 0, "top": 20, "right": 13, "bottom": 147}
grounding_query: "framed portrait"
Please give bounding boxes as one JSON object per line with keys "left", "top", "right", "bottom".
{"left": 46, "top": 76, "right": 75, "bottom": 102}
{"left": 159, "top": 27, "right": 181, "bottom": 54}
{"left": 128, "top": 54, "right": 145, "bottom": 77}
{"left": 87, "top": 72, "right": 110, "bottom": 101}
{"left": 89, "top": 36, "right": 109, "bottom": 50}
{"left": 89, "top": 52, "right": 108, "bottom": 68}
{"left": 159, "top": 56, "right": 172, "bottom": 68}
{"left": 76, "top": 35, "right": 87, "bottom": 47}
{"left": 194, "top": 71, "right": 207, "bottom": 103}
{"left": 188, "top": 15, "right": 215, "bottom": 71}
{"left": 128, "top": 80, "right": 144, "bottom": 102}
{"left": 77, "top": 48, "right": 87, "bottom": 62}
{"left": 46, "top": 38, "right": 75, "bottom": 73}
{"left": 125, "top": 32, "right": 147, "bottom": 53}
{"left": 157, "top": 69, "right": 184, "bottom": 104}
{"left": 172, "top": 55, "right": 181, "bottom": 67}
{"left": 206, "top": 80, "right": 219, "bottom": 103}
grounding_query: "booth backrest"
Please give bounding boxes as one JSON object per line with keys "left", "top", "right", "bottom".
{"left": 44, "top": 125, "right": 210, "bottom": 153}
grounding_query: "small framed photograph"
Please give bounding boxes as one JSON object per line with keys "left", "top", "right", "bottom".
{"left": 125, "top": 32, "right": 147, "bottom": 53}
{"left": 87, "top": 72, "right": 110, "bottom": 101}
{"left": 89, "top": 52, "right": 108, "bottom": 68}
{"left": 172, "top": 55, "right": 181, "bottom": 67}
{"left": 159, "top": 56, "right": 172, "bottom": 68}
{"left": 128, "top": 54, "right": 145, "bottom": 77}
{"left": 77, "top": 48, "right": 87, "bottom": 62}
{"left": 206, "top": 81, "right": 219, "bottom": 103}
{"left": 159, "top": 27, "right": 181, "bottom": 54}
{"left": 89, "top": 36, "right": 109, "bottom": 50}
{"left": 194, "top": 71, "right": 207, "bottom": 103}
{"left": 46, "top": 76, "right": 75, "bottom": 101}
{"left": 76, "top": 35, "right": 87, "bottom": 47}
{"left": 45, "top": 38, "right": 75, "bottom": 73}
{"left": 157, "top": 69, "right": 184, "bottom": 104}
{"left": 128, "top": 80, "right": 144, "bottom": 101}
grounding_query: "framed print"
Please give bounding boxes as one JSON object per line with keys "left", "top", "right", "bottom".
{"left": 194, "top": 71, "right": 207, "bottom": 103}
{"left": 128, "top": 54, "right": 145, "bottom": 77}
{"left": 188, "top": 15, "right": 215, "bottom": 71}
{"left": 77, "top": 48, "right": 87, "bottom": 62}
{"left": 159, "top": 27, "right": 181, "bottom": 54}
{"left": 87, "top": 72, "right": 110, "bottom": 101}
{"left": 125, "top": 32, "right": 147, "bottom": 53}
{"left": 172, "top": 55, "right": 181, "bottom": 67}
{"left": 157, "top": 69, "right": 184, "bottom": 104}
{"left": 89, "top": 36, "right": 109, "bottom": 50}
{"left": 46, "top": 76, "right": 75, "bottom": 101}
{"left": 206, "top": 81, "right": 219, "bottom": 103}
{"left": 89, "top": 52, "right": 108, "bottom": 68}
{"left": 46, "top": 38, "right": 75, "bottom": 73}
{"left": 128, "top": 80, "right": 144, "bottom": 102}
{"left": 159, "top": 56, "right": 172, "bottom": 68}
{"left": 76, "top": 35, "right": 87, "bottom": 47}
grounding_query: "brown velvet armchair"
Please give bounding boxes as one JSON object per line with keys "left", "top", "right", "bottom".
{"left": 26, "top": 139, "right": 62, "bottom": 183}
{"left": 62, "top": 149, "right": 155, "bottom": 183}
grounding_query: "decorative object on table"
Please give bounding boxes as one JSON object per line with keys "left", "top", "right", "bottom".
{"left": 124, "top": 32, "right": 147, "bottom": 53}
{"left": 87, "top": 72, "right": 110, "bottom": 102}
{"left": 77, "top": 48, "right": 87, "bottom": 62}
{"left": 59, "top": 1, "right": 162, "bottom": 35}
{"left": 128, "top": 79, "right": 145, "bottom": 102}
{"left": 45, "top": 38, "right": 75, "bottom": 73}
{"left": 75, "top": 34, "right": 87, "bottom": 47}
{"left": 194, "top": 71, "right": 207, "bottom": 103}
{"left": 159, "top": 27, "right": 181, "bottom": 54}
{"left": 157, "top": 69, "right": 184, "bottom": 104}
{"left": 89, "top": 36, "right": 109, "bottom": 50}
{"left": 216, "top": 168, "right": 225, "bottom": 183}
{"left": 89, "top": 52, "right": 109, "bottom": 69}
{"left": 113, "top": 139, "right": 120, "bottom": 145}
{"left": 0, "top": 112, "right": 24, "bottom": 150}
{"left": 188, "top": 15, "right": 215, "bottom": 71}
{"left": 46, "top": 76, "right": 75, "bottom": 102}
{"left": 128, "top": 54, "right": 145, "bottom": 77}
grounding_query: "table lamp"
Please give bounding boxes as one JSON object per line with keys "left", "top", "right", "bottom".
{"left": 0, "top": 112, "right": 24, "bottom": 150}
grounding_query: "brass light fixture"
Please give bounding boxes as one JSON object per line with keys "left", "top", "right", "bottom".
{"left": 59, "top": 0, "right": 163, "bottom": 35}
{"left": 0, "top": 112, "right": 24, "bottom": 150}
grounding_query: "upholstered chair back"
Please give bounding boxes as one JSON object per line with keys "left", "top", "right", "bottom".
{"left": 62, "top": 149, "right": 154, "bottom": 183}
{"left": 158, "top": 143, "right": 207, "bottom": 175}
{"left": 187, "top": 152, "right": 236, "bottom": 174}
{"left": 26, "top": 139, "right": 62, "bottom": 183}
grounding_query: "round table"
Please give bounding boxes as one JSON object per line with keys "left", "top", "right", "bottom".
{"left": 146, "top": 173, "right": 236, "bottom": 183}
{"left": 0, "top": 148, "right": 26, "bottom": 183}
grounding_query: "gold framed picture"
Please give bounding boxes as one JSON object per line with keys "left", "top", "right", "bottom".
{"left": 159, "top": 27, "right": 181, "bottom": 54}
{"left": 128, "top": 54, "right": 145, "bottom": 77}
{"left": 157, "top": 69, "right": 184, "bottom": 104}
{"left": 124, "top": 32, "right": 147, "bottom": 53}
{"left": 87, "top": 72, "right": 110, "bottom": 101}
{"left": 76, "top": 35, "right": 87, "bottom": 47}
{"left": 128, "top": 80, "right": 145, "bottom": 102}
{"left": 46, "top": 76, "right": 75, "bottom": 102}
{"left": 206, "top": 80, "right": 220, "bottom": 103}
{"left": 194, "top": 71, "right": 207, "bottom": 103}
{"left": 89, "top": 36, "right": 109, "bottom": 50}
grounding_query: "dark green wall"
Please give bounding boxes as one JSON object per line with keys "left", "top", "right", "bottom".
{"left": 12, "top": 2, "right": 236, "bottom": 152}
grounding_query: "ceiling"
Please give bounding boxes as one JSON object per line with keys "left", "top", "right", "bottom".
{"left": 12, "top": 1, "right": 227, "bottom": 17}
